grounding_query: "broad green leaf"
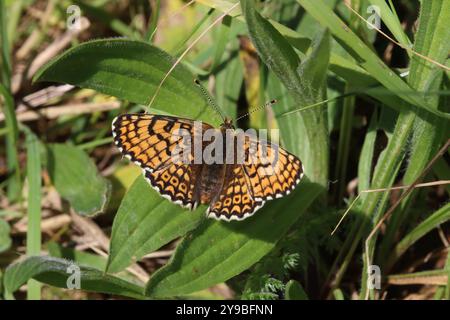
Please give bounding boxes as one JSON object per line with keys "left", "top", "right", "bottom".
{"left": 145, "top": 178, "right": 323, "bottom": 298}
{"left": 33, "top": 38, "right": 220, "bottom": 126}
{"left": 0, "top": 218, "right": 11, "bottom": 253}
{"left": 285, "top": 280, "right": 309, "bottom": 300}
{"left": 4, "top": 256, "right": 145, "bottom": 299}
{"left": 46, "top": 143, "right": 110, "bottom": 216}
{"left": 106, "top": 175, "right": 204, "bottom": 273}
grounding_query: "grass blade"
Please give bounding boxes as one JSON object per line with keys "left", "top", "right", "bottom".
{"left": 24, "top": 128, "right": 42, "bottom": 300}
{"left": 0, "top": 0, "right": 11, "bottom": 88}
{"left": 357, "top": 108, "right": 378, "bottom": 193}
{"left": 367, "top": 0, "right": 411, "bottom": 50}
{"left": 297, "top": 0, "right": 450, "bottom": 120}
{"left": 386, "top": 203, "right": 450, "bottom": 271}
{"left": 145, "top": 0, "right": 160, "bottom": 42}
{"left": 0, "top": 84, "right": 21, "bottom": 201}
{"left": 378, "top": 0, "right": 450, "bottom": 269}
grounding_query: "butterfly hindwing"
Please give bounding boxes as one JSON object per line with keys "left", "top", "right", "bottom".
{"left": 207, "top": 165, "right": 264, "bottom": 221}
{"left": 145, "top": 162, "right": 202, "bottom": 209}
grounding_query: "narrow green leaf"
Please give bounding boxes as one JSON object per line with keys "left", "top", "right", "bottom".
{"left": 433, "top": 158, "right": 450, "bottom": 196}
{"left": 24, "top": 128, "right": 42, "bottom": 300}
{"left": 332, "top": 0, "right": 450, "bottom": 296}
{"left": 5, "top": 0, "right": 24, "bottom": 49}
{"left": 145, "top": 0, "right": 160, "bottom": 42}
{"left": 210, "top": 14, "right": 232, "bottom": 72}
{"left": 33, "top": 39, "right": 220, "bottom": 126}
{"left": 215, "top": 49, "right": 243, "bottom": 120}
{"left": 145, "top": 178, "right": 323, "bottom": 298}
{"left": 387, "top": 269, "right": 448, "bottom": 286}
{"left": 357, "top": 108, "right": 378, "bottom": 193}
{"left": 106, "top": 175, "right": 204, "bottom": 273}
{"left": 396, "top": 0, "right": 450, "bottom": 233}
{"left": 73, "top": 1, "right": 140, "bottom": 39}
{"left": 386, "top": 203, "right": 450, "bottom": 270}
{"left": 200, "top": 0, "right": 422, "bottom": 118}
{"left": 445, "top": 248, "right": 450, "bottom": 299}
{"left": 46, "top": 144, "right": 110, "bottom": 216}
{"left": 0, "top": 83, "right": 21, "bottom": 202}
{"left": 174, "top": 8, "right": 215, "bottom": 56}
{"left": 285, "top": 280, "right": 309, "bottom": 300}
{"left": 333, "top": 288, "right": 345, "bottom": 300}
{"left": 367, "top": 0, "right": 411, "bottom": 49}
{"left": 0, "top": 218, "right": 11, "bottom": 253}
{"left": 297, "top": 0, "right": 450, "bottom": 120}
{"left": 335, "top": 83, "right": 355, "bottom": 202}
{"left": 4, "top": 256, "right": 145, "bottom": 299}
{"left": 0, "top": 0, "right": 11, "bottom": 88}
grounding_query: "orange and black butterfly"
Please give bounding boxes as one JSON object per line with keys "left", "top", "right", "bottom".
{"left": 112, "top": 112, "right": 304, "bottom": 221}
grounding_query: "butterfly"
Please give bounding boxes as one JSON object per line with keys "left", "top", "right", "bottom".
{"left": 112, "top": 114, "right": 304, "bottom": 221}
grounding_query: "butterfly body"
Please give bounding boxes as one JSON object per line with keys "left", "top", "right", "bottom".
{"left": 112, "top": 114, "right": 303, "bottom": 221}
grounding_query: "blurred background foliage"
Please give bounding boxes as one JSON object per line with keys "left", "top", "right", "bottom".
{"left": 0, "top": 0, "right": 449, "bottom": 300}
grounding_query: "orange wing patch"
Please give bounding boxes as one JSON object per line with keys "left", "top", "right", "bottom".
{"left": 112, "top": 114, "right": 212, "bottom": 209}
{"left": 112, "top": 114, "right": 210, "bottom": 172}
{"left": 145, "top": 162, "right": 201, "bottom": 209}
{"left": 243, "top": 136, "right": 303, "bottom": 202}
{"left": 207, "top": 165, "right": 263, "bottom": 221}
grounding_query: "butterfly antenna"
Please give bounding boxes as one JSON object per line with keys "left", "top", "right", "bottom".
{"left": 194, "top": 79, "right": 226, "bottom": 122}
{"left": 236, "top": 99, "right": 277, "bottom": 121}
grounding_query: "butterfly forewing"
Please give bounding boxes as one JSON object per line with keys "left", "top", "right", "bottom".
{"left": 242, "top": 135, "right": 304, "bottom": 201}
{"left": 112, "top": 114, "right": 212, "bottom": 208}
